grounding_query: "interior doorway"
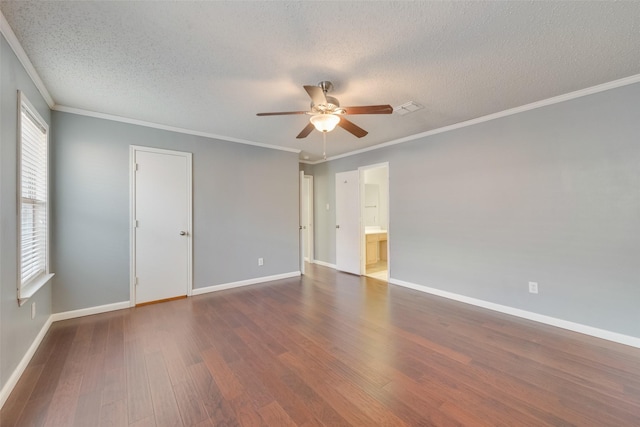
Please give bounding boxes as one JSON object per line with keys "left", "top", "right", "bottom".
{"left": 360, "top": 163, "right": 389, "bottom": 281}
{"left": 299, "top": 172, "right": 314, "bottom": 274}
{"left": 302, "top": 175, "right": 314, "bottom": 262}
{"left": 335, "top": 170, "right": 361, "bottom": 275}
{"left": 130, "top": 146, "right": 193, "bottom": 305}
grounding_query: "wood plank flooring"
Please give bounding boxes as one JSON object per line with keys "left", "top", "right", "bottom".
{"left": 365, "top": 260, "right": 388, "bottom": 281}
{"left": 2, "top": 263, "right": 639, "bottom": 426}
{"left": 365, "top": 260, "right": 388, "bottom": 275}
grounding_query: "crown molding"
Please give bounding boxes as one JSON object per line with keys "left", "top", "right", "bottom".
{"left": 313, "top": 73, "right": 640, "bottom": 164}
{"left": 3, "top": 8, "right": 638, "bottom": 162}
{"left": 0, "top": 10, "right": 55, "bottom": 108}
{"left": 2, "top": 9, "right": 298, "bottom": 155}
{"left": 53, "top": 105, "right": 301, "bottom": 154}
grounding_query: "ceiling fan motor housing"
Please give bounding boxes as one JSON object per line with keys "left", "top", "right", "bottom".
{"left": 311, "top": 95, "right": 341, "bottom": 113}
{"left": 318, "top": 81, "right": 334, "bottom": 93}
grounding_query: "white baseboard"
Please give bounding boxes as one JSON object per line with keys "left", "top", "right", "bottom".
{"left": 50, "top": 301, "right": 130, "bottom": 322}
{"left": 0, "top": 273, "right": 295, "bottom": 410}
{"left": 192, "top": 271, "right": 301, "bottom": 296}
{"left": 312, "top": 259, "right": 337, "bottom": 269}
{"left": 5, "top": 271, "right": 635, "bottom": 414}
{"left": 389, "top": 277, "right": 640, "bottom": 349}
{"left": 0, "top": 316, "right": 52, "bottom": 409}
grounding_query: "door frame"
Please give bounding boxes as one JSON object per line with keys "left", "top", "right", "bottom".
{"left": 359, "top": 162, "right": 390, "bottom": 277}
{"left": 303, "top": 175, "right": 314, "bottom": 263}
{"left": 335, "top": 170, "right": 361, "bottom": 275}
{"left": 299, "top": 171, "right": 305, "bottom": 275}
{"left": 129, "top": 145, "right": 193, "bottom": 306}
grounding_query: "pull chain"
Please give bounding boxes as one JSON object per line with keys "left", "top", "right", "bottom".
{"left": 323, "top": 132, "right": 327, "bottom": 160}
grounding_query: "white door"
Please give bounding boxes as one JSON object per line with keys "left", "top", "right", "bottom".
{"left": 336, "top": 170, "right": 360, "bottom": 275}
{"left": 299, "top": 171, "right": 305, "bottom": 275}
{"left": 303, "top": 175, "right": 314, "bottom": 262}
{"left": 131, "top": 146, "right": 192, "bottom": 305}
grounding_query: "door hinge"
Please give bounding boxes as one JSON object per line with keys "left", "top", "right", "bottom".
{"left": 135, "top": 219, "right": 139, "bottom": 228}
{"left": 134, "top": 277, "right": 139, "bottom": 285}
{"left": 135, "top": 163, "right": 139, "bottom": 171}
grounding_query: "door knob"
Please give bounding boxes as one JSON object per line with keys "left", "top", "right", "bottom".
{"left": 180, "top": 231, "right": 187, "bottom": 236}
{"left": 336, "top": 225, "right": 340, "bottom": 229}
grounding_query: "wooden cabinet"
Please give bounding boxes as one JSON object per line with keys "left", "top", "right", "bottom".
{"left": 366, "top": 232, "right": 388, "bottom": 265}
{"left": 366, "top": 234, "right": 378, "bottom": 264}
{"left": 379, "top": 233, "right": 387, "bottom": 261}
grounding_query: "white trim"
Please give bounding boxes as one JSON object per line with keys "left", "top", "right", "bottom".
{"left": 17, "top": 91, "right": 52, "bottom": 305}
{"left": 0, "top": 316, "right": 52, "bottom": 410}
{"left": 299, "top": 171, "right": 305, "bottom": 275}
{"left": 0, "top": 12, "right": 55, "bottom": 108}
{"left": 312, "top": 259, "right": 337, "bottom": 269}
{"left": 18, "top": 273, "right": 53, "bottom": 306}
{"left": 18, "top": 90, "right": 48, "bottom": 130}
{"left": 50, "top": 301, "right": 129, "bottom": 323}
{"left": 389, "top": 277, "right": 640, "bottom": 349}
{"left": 191, "top": 271, "right": 301, "bottom": 296}
{"left": 311, "top": 73, "right": 640, "bottom": 164}
{"left": 3, "top": 6, "right": 639, "bottom": 163}
{"left": 129, "top": 145, "right": 193, "bottom": 306}
{"left": 129, "top": 147, "right": 136, "bottom": 307}
{"left": 0, "top": 300, "right": 128, "bottom": 409}
{"left": 359, "top": 162, "right": 389, "bottom": 171}
{"left": 5, "top": 3, "right": 638, "bottom": 166}
{"left": 57, "top": 71, "right": 640, "bottom": 164}
{"left": 54, "top": 105, "right": 301, "bottom": 154}
{"left": 304, "top": 175, "right": 314, "bottom": 263}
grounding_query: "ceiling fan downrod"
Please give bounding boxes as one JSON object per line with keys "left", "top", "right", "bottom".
{"left": 318, "top": 81, "right": 334, "bottom": 94}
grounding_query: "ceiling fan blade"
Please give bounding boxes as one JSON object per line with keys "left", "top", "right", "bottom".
{"left": 304, "top": 85, "right": 327, "bottom": 106}
{"left": 342, "top": 105, "right": 394, "bottom": 115}
{"left": 338, "top": 117, "right": 368, "bottom": 138}
{"left": 256, "top": 111, "right": 308, "bottom": 116}
{"left": 296, "top": 123, "right": 315, "bottom": 139}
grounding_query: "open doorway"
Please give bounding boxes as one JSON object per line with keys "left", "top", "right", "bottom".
{"left": 300, "top": 171, "right": 315, "bottom": 275}
{"left": 360, "top": 163, "right": 389, "bottom": 281}
{"left": 302, "top": 175, "right": 314, "bottom": 263}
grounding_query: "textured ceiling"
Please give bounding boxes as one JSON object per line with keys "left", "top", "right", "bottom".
{"left": 2, "top": 1, "right": 640, "bottom": 161}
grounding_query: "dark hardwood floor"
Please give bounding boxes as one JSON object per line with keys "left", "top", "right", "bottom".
{"left": 2, "top": 263, "right": 639, "bottom": 426}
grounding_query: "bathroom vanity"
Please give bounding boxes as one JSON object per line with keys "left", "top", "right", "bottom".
{"left": 365, "top": 228, "right": 388, "bottom": 265}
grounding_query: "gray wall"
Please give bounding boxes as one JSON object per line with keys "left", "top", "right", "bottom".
{"left": 309, "top": 82, "right": 640, "bottom": 338}
{"left": 299, "top": 162, "right": 314, "bottom": 175}
{"left": 51, "top": 111, "right": 300, "bottom": 313}
{"left": 1, "top": 35, "right": 52, "bottom": 391}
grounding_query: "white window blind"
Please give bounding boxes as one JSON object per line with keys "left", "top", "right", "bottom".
{"left": 19, "top": 94, "right": 49, "bottom": 290}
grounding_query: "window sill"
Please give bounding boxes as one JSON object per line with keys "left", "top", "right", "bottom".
{"left": 18, "top": 273, "right": 54, "bottom": 306}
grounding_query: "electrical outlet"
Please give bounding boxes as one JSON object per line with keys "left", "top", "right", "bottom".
{"left": 258, "top": 257, "right": 264, "bottom": 266}
{"left": 528, "top": 281, "right": 539, "bottom": 294}
{"left": 31, "top": 302, "right": 36, "bottom": 319}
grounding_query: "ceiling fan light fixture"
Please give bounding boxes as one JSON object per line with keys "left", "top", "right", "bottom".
{"left": 310, "top": 114, "right": 340, "bottom": 132}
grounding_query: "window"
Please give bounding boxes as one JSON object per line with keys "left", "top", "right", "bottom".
{"left": 18, "top": 91, "right": 52, "bottom": 303}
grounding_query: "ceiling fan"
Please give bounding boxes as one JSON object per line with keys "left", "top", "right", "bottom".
{"left": 257, "top": 81, "right": 393, "bottom": 139}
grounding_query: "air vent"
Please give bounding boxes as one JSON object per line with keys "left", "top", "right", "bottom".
{"left": 394, "top": 101, "right": 424, "bottom": 116}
